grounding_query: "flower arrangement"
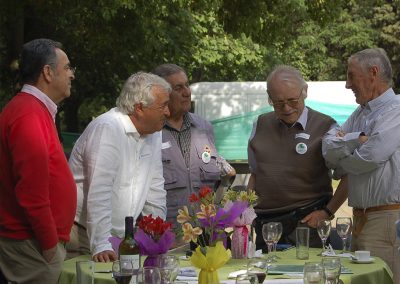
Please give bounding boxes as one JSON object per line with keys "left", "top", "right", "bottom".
{"left": 177, "top": 186, "right": 248, "bottom": 284}
{"left": 134, "top": 214, "right": 175, "bottom": 267}
{"left": 222, "top": 189, "right": 258, "bottom": 258}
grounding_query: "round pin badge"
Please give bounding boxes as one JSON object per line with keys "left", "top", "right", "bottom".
{"left": 202, "top": 151, "right": 211, "bottom": 163}
{"left": 295, "top": 142, "right": 308, "bottom": 155}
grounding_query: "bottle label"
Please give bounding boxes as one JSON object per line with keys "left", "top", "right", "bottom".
{"left": 119, "top": 255, "right": 140, "bottom": 284}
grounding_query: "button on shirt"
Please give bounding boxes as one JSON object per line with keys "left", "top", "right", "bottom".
{"left": 322, "top": 88, "right": 400, "bottom": 208}
{"left": 69, "top": 107, "right": 166, "bottom": 256}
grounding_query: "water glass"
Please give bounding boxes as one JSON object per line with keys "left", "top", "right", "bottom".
{"left": 303, "top": 262, "right": 323, "bottom": 284}
{"left": 272, "top": 222, "right": 283, "bottom": 260}
{"left": 157, "top": 254, "right": 180, "bottom": 284}
{"left": 296, "top": 227, "right": 309, "bottom": 260}
{"left": 336, "top": 217, "right": 352, "bottom": 253}
{"left": 322, "top": 257, "right": 341, "bottom": 284}
{"left": 136, "top": 267, "right": 162, "bottom": 284}
{"left": 262, "top": 222, "right": 279, "bottom": 262}
{"left": 76, "top": 260, "right": 94, "bottom": 284}
{"left": 247, "top": 259, "right": 268, "bottom": 283}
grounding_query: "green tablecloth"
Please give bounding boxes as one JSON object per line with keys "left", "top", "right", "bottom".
{"left": 59, "top": 248, "right": 393, "bottom": 284}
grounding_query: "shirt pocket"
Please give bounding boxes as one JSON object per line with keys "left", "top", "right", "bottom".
{"left": 162, "top": 148, "right": 186, "bottom": 190}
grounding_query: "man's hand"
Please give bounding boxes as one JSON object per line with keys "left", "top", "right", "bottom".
{"left": 336, "top": 131, "right": 346, "bottom": 137}
{"left": 301, "top": 210, "right": 330, "bottom": 228}
{"left": 93, "top": 250, "right": 117, "bottom": 262}
{"left": 42, "top": 245, "right": 57, "bottom": 263}
{"left": 359, "top": 134, "right": 368, "bottom": 144}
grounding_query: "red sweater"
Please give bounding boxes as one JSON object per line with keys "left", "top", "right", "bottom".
{"left": 0, "top": 92, "right": 77, "bottom": 250}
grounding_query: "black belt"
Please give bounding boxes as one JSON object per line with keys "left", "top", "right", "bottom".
{"left": 74, "top": 221, "right": 86, "bottom": 230}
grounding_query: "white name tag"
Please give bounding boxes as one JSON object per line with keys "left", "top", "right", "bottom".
{"left": 162, "top": 141, "right": 172, "bottom": 149}
{"left": 295, "top": 133, "right": 310, "bottom": 140}
{"left": 140, "top": 153, "right": 151, "bottom": 159}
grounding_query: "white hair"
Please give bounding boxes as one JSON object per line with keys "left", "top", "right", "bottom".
{"left": 116, "top": 72, "right": 171, "bottom": 114}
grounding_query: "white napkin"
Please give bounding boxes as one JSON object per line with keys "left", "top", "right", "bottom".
{"left": 228, "top": 269, "right": 247, "bottom": 279}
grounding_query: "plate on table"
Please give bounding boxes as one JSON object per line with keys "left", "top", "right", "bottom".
{"left": 351, "top": 257, "right": 375, "bottom": 264}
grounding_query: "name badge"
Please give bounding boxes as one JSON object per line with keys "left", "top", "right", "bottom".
{"left": 295, "top": 142, "right": 308, "bottom": 155}
{"left": 162, "top": 141, "right": 172, "bottom": 149}
{"left": 202, "top": 151, "right": 211, "bottom": 164}
{"left": 295, "top": 133, "right": 310, "bottom": 140}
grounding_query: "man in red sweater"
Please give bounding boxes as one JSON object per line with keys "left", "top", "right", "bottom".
{"left": 0, "top": 38, "right": 77, "bottom": 283}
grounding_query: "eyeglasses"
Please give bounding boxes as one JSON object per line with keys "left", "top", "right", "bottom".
{"left": 268, "top": 88, "right": 304, "bottom": 109}
{"left": 65, "top": 65, "right": 76, "bottom": 74}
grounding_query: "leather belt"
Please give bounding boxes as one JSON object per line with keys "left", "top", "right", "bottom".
{"left": 353, "top": 204, "right": 400, "bottom": 237}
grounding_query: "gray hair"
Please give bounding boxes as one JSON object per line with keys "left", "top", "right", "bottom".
{"left": 20, "top": 38, "right": 62, "bottom": 85}
{"left": 152, "top": 63, "right": 185, "bottom": 79}
{"left": 116, "top": 72, "right": 171, "bottom": 114}
{"left": 266, "top": 65, "right": 308, "bottom": 96}
{"left": 349, "top": 48, "right": 392, "bottom": 84}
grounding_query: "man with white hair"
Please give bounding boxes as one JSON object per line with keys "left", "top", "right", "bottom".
{"left": 323, "top": 48, "right": 400, "bottom": 282}
{"left": 67, "top": 72, "right": 171, "bottom": 262}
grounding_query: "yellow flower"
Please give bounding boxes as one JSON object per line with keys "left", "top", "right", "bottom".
{"left": 177, "top": 206, "right": 191, "bottom": 224}
{"left": 182, "top": 223, "right": 203, "bottom": 243}
{"left": 196, "top": 204, "right": 216, "bottom": 219}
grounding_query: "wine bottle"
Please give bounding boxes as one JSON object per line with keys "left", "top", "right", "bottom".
{"left": 118, "top": 216, "right": 140, "bottom": 283}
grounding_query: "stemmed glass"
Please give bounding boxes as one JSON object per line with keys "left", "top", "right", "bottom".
{"left": 262, "top": 222, "right": 279, "bottom": 262}
{"left": 136, "top": 267, "right": 162, "bottom": 284}
{"left": 247, "top": 259, "right": 268, "bottom": 283}
{"left": 157, "top": 254, "right": 180, "bottom": 284}
{"left": 112, "top": 260, "right": 134, "bottom": 284}
{"left": 336, "top": 217, "right": 352, "bottom": 253}
{"left": 317, "top": 220, "right": 331, "bottom": 255}
{"left": 272, "top": 222, "right": 283, "bottom": 260}
{"left": 321, "top": 257, "right": 341, "bottom": 284}
{"left": 235, "top": 273, "right": 258, "bottom": 284}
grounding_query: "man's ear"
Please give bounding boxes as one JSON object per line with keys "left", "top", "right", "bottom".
{"left": 303, "top": 85, "right": 308, "bottom": 99}
{"left": 134, "top": 103, "right": 144, "bottom": 116}
{"left": 42, "top": 65, "right": 53, "bottom": 83}
{"left": 370, "top": 65, "right": 379, "bottom": 79}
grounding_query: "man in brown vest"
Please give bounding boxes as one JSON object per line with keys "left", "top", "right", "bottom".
{"left": 248, "top": 65, "right": 348, "bottom": 250}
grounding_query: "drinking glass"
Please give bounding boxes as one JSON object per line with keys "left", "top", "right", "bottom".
{"left": 322, "top": 257, "right": 341, "bottom": 284}
{"left": 157, "top": 254, "right": 180, "bottom": 284}
{"left": 235, "top": 273, "right": 258, "bottom": 284}
{"left": 336, "top": 217, "right": 352, "bottom": 253}
{"left": 317, "top": 220, "right": 331, "bottom": 254}
{"left": 136, "top": 267, "right": 162, "bottom": 284}
{"left": 112, "top": 260, "right": 134, "bottom": 284}
{"left": 303, "top": 262, "right": 323, "bottom": 284}
{"left": 271, "top": 222, "right": 282, "bottom": 260}
{"left": 247, "top": 259, "right": 268, "bottom": 283}
{"left": 262, "top": 222, "right": 279, "bottom": 262}
{"left": 76, "top": 260, "right": 94, "bottom": 284}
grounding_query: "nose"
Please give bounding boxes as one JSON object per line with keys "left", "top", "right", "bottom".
{"left": 345, "top": 80, "right": 351, "bottom": 89}
{"left": 183, "top": 85, "right": 191, "bottom": 97}
{"left": 164, "top": 105, "right": 170, "bottom": 117}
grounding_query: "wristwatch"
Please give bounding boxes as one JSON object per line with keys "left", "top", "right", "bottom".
{"left": 322, "top": 206, "right": 335, "bottom": 220}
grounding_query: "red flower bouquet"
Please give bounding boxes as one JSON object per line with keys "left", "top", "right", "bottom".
{"left": 134, "top": 214, "right": 175, "bottom": 267}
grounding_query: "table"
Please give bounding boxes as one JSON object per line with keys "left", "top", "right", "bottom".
{"left": 59, "top": 248, "right": 393, "bottom": 284}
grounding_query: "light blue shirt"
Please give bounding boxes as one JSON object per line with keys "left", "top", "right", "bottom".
{"left": 322, "top": 88, "right": 400, "bottom": 208}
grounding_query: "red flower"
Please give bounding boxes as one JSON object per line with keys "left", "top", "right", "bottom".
{"left": 189, "top": 193, "right": 199, "bottom": 203}
{"left": 199, "top": 186, "right": 212, "bottom": 198}
{"left": 137, "top": 214, "right": 172, "bottom": 241}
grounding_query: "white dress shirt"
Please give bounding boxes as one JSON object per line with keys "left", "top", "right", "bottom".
{"left": 69, "top": 107, "right": 166, "bottom": 255}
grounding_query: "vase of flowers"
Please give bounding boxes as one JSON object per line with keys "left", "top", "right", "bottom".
{"left": 177, "top": 186, "right": 248, "bottom": 284}
{"left": 222, "top": 189, "right": 258, "bottom": 259}
{"left": 134, "top": 214, "right": 175, "bottom": 267}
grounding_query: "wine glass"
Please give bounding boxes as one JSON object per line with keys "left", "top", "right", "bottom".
{"left": 322, "top": 257, "right": 341, "bottom": 284}
{"left": 235, "top": 273, "right": 258, "bottom": 284}
{"left": 262, "top": 222, "right": 279, "bottom": 262}
{"left": 336, "top": 217, "right": 352, "bottom": 253}
{"left": 112, "top": 260, "right": 134, "bottom": 284}
{"left": 247, "top": 259, "right": 268, "bottom": 283}
{"left": 271, "top": 222, "right": 283, "bottom": 260}
{"left": 317, "top": 220, "right": 331, "bottom": 254}
{"left": 136, "top": 267, "right": 162, "bottom": 284}
{"left": 157, "top": 254, "right": 180, "bottom": 284}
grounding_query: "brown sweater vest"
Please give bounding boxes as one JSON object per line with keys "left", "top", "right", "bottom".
{"left": 249, "top": 108, "right": 335, "bottom": 214}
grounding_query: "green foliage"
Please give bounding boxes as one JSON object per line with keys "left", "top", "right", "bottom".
{"left": 0, "top": 0, "right": 399, "bottom": 131}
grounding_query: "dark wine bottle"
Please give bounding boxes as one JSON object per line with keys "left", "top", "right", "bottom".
{"left": 118, "top": 216, "right": 141, "bottom": 276}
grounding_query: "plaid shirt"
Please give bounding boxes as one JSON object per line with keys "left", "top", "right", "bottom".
{"left": 164, "top": 113, "right": 192, "bottom": 167}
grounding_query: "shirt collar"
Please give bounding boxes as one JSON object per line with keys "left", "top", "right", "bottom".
{"left": 115, "top": 108, "right": 141, "bottom": 140}
{"left": 21, "top": 84, "right": 58, "bottom": 121}
{"left": 278, "top": 106, "right": 308, "bottom": 130}
{"left": 164, "top": 112, "right": 192, "bottom": 131}
{"left": 364, "top": 88, "right": 396, "bottom": 111}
